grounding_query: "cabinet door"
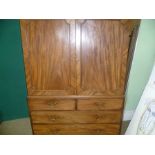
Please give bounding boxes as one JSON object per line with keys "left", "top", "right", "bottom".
{"left": 76, "top": 19, "right": 139, "bottom": 96}
{"left": 21, "top": 20, "right": 76, "bottom": 96}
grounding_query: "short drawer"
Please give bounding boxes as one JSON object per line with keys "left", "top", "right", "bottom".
{"left": 77, "top": 99, "right": 123, "bottom": 110}
{"left": 29, "top": 98, "right": 75, "bottom": 110}
{"left": 32, "top": 124, "right": 120, "bottom": 135}
{"left": 31, "top": 111, "right": 121, "bottom": 124}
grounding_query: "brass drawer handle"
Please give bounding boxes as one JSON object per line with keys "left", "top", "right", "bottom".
{"left": 49, "top": 129, "right": 57, "bottom": 134}
{"left": 48, "top": 115, "right": 57, "bottom": 121}
{"left": 95, "top": 114, "right": 100, "bottom": 120}
{"left": 96, "top": 129, "right": 102, "bottom": 133}
{"left": 95, "top": 102, "right": 105, "bottom": 106}
{"left": 49, "top": 129, "right": 60, "bottom": 134}
{"left": 94, "top": 102, "right": 106, "bottom": 109}
{"left": 47, "top": 101, "right": 58, "bottom": 106}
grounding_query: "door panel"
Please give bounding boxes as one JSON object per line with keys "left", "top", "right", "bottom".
{"left": 20, "top": 20, "right": 76, "bottom": 96}
{"left": 76, "top": 20, "right": 137, "bottom": 96}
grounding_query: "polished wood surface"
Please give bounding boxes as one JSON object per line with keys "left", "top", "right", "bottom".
{"left": 76, "top": 20, "right": 135, "bottom": 96}
{"left": 29, "top": 98, "right": 75, "bottom": 110}
{"left": 21, "top": 19, "right": 140, "bottom": 135}
{"left": 31, "top": 111, "right": 121, "bottom": 124}
{"left": 27, "top": 95, "right": 124, "bottom": 99}
{"left": 77, "top": 99, "right": 123, "bottom": 110}
{"left": 20, "top": 20, "right": 76, "bottom": 96}
{"left": 33, "top": 124, "right": 120, "bottom": 135}
{"left": 20, "top": 19, "right": 138, "bottom": 97}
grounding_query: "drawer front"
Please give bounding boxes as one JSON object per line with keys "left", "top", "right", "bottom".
{"left": 33, "top": 124, "right": 120, "bottom": 135}
{"left": 31, "top": 111, "right": 121, "bottom": 124}
{"left": 29, "top": 98, "right": 75, "bottom": 110}
{"left": 77, "top": 99, "right": 123, "bottom": 110}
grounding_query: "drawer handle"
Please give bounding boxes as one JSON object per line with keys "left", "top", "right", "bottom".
{"left": 95, "top": 114, "right": 100, "bottom": 120}
{"left": 49, "top": 129, "right": 57, "bottom": 134}
{"left": 95, "top": 129, "right": 103, "bottom": 133}
{"left": 48, "top": 115, "right": 57, "bottom": 121}
{"left": 47, "top": 101, "right": 58, "bottom": 106}
{"left": 95, "top": 102, "right": 105, "bottom": 106}
{"left": 94, "top": 102, "right": 106, "bottom": 109}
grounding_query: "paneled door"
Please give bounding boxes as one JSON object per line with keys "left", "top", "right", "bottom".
{"left": 20, "top": 20, "right": 76, "bottom": 96}
{"left": 75, "top": 20, "right": 137, "bottom": 96}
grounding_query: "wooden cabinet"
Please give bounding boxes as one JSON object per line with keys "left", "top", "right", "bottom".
{"left": 20, "top": 19, "right": 139, "bottom": 134}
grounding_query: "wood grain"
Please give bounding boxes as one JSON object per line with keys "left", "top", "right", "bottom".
{"left": 120, "top": 19, "right": 140, "bottom": 33}
{"left": 29, "top": 98, "right": 75, "bottom": 110}
{"left": 33, "top": 124, "right": 120, "bottom": 135}
{"left": 76, "top": 20, "right": 138, "bottom": 96}
{"left": 31, "top": 111, "right": 121, "bottom": 124}
{"left": 77, "top": 99, "right": 123, "bottom": 110}
{"left": 20, "top": 20, "right": 32, "bottom": 94}
{"left": 20, "top": 20, "right": 76, "bottom": 96}
{"left": 27, "top": 95, "right": 124, "bottom": 99}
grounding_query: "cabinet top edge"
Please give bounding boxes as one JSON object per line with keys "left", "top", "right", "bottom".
{"left": 27, "top": 95, "right": 124, "bottom": 99}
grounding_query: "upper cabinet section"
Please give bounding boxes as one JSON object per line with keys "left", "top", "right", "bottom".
{"left": 76, "top": 20, "right": 139, "bottom": 96}
{"left": 21, "top": 19, "right": 139, "bottom": 97}
{"left": 20, "top": 20, "right": 76, "bottom": 96}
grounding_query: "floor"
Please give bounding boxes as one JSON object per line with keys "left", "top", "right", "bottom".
{"left": 0, "top": 118, "right": 32, "bottom": 135}
{"left": 0, "top": 118, "right": 130, "bottom": 135}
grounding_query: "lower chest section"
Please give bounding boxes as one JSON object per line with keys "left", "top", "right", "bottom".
{"left": 28, "top": 98, "right": 124, "bottom": 135}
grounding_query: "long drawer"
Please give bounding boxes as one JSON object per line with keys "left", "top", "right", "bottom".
{"left": 31, "top": 111, "right": 121, "bottom": 124}
{"left": 32, "top": 124, "right": 120, "bottom": 135}
{"left": 77, "top": 99, "right": 123, "bottom": 110}
{"left": 29, "top": 98, "right": 75, "bottom": 110}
